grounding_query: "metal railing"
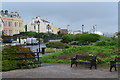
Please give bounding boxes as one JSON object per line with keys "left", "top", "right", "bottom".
{"left": 0, "top": 52, "right": 43, "bottom": 66}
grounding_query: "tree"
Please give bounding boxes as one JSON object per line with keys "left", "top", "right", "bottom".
{"left": 61, "top": 34, "right": 75, "bottom": 43}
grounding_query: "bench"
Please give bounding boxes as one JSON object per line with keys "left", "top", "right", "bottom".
{"left": 71, "top": 55, "right": 97, "bottom": 69}
{"left": 110, "top": 57, "right": 120, "bottom": 72}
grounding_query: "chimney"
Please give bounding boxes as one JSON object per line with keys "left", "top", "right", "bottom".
{"left": 1, "top": 10, "right": 4, "bottom": 15}
{"left": 5, "top": 10, "right": 8, "bottom": 15}
{"left": 18, "top": 13, "right": 19, "bottom": 16}
{"left": 36, "top": 16, "right": 40, "bottom": 19}
{"left": 11, "top": 12, "right": 13, "bottom": 14}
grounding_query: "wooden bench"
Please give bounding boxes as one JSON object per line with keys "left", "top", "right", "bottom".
{"left": 71, "top": 55, "right": 97, "bottom": 69}
{"left": 110, "top": 57, "right": 120, "bottom": 72}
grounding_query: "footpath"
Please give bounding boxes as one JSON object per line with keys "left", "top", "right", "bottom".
{"left": 2, "top": 63, "right": 119, "bottom": 78}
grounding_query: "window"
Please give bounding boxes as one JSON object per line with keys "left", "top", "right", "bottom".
{"left": 9, "top": 30, "right": 12, "bottom": 35}
{"left": 16, "top": 22, "right": 18, "bottom": 27}
{"left": 21, "top": 23, "right": 22, "bottom": 27}
{"left": 5, "top": 30, "right": 7, "bottom": 34}
{"left": 15, "top": 22, "right": 18, "bottom": 27}
{"left": 3, "top": 30, "right": 5, "bottom": 34}
{"left": 3, "top": 22, "right": 5, "bottom": 26}
{"left": 19, "top": 23, "right": 21, "bottom": 27}
{"left": 8, "top": 22, "right": 11, "bottom": 27}
{"left": 10, "top": 22, "right": 12, "bottom": 27}
{"left": 15, "top": 22, "right": 17, "bottom": 27}
{"left": 34, "top": 26, "right": 36, "bottom": 30}
{"left": 4, "top": 21, "right": 7, "bottom": 26}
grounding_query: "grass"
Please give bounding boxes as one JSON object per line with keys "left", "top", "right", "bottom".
{"left": 40, "top": 45, "right": 119, "bottom": 67}
{"left": 45, "top": 48, "right": 62, "bottom": 53}
{"left": 0, "top": 51, "right": 1, "bottom": 71}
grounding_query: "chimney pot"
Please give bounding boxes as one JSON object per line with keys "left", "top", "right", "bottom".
{"left": 5, "top": 10, "right": 8, "bottom": 15}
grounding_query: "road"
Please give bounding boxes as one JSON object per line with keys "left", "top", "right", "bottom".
{"left": 24, "top": 44, "right": 51, "bottom": 57}
{"left": 24, "top": 44, "right": 46, "bottom": 52}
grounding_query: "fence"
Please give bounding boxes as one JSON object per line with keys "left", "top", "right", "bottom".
{"left": 0, "top": 51, "right": 44, "bottom": 67}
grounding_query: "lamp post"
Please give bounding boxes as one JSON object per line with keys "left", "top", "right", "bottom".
{"left": 47, "top": 24, "right": 51, "bottom": 41}
{"left": 67, "top": 25, "right": 70, "bottom": 34}
{"left": 37, "top": 20, "right": 40, "bottom": 54}
{"left": 93, "top": 26, "right": 95, "bottom": 33}
{"left": 82, "top": 24, "right": 84, "bottom": 34}
{"left": 95, "top": 24, "right": 97, "bottom": 33}
{"left": 93, "top": 25, "right": 97, "bottom": 34}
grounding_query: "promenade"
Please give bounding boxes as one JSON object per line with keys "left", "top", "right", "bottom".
{"left": 2, "top": 63, "right": 118, "bottom": 78}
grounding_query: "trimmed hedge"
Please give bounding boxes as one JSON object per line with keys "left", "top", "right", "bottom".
{"left": 2, "top": 45, "right": 39, "bottom": 71}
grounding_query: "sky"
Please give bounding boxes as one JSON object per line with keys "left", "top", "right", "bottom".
{"left": 1, "top": 2, "right": 118, "bottom": 33}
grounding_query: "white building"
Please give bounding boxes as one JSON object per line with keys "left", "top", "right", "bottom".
{"left": 68, "top": 30, "right": 82, "bottom": 34}
{"left": 27, "top": 16, "right": 52, "bottom": 33}
{"left": 0, "top": 17, "right": 4, "bottom": 37}
{"left": 73, "top": 30, "right": 82, "bottom": 34}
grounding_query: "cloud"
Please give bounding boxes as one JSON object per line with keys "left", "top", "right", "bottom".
{"left": 2, "top": 2, "right": 118, "bottom": 33}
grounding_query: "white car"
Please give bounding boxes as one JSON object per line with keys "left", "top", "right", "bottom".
{"left": 26, "top": 38, "right": 38, "bottom": 45}
{"left": 11, "top": 41, "right": 21, "bottom": 46}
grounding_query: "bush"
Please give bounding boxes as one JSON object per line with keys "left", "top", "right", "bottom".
{"left": 73, "top": 33, "right": 100, "bottom": 45}
{"left": 21, "top": 36, "right": 28, "bottom": 39}
{"left": 95, "top": 41, "right": 106, "bottom": 46}
{"left": 99, "top": 36, "right": 112, "bottom": 41}
{"left": 69, "top": 41, "right": 79, "bottom": 45}
{"left": 95, "top": 41, "right": 116, "bottom": 46}
{"left": 2, "top": 60, "right": 19, "bottom": 71}
{"left": 2, "top": 45, "right": 39, "bottom": 71}
{"left": 46, "top": 41, "right": 70, "bottom": 49}
{"left": 61, "top": 34, "right": 75, "bottom": 43}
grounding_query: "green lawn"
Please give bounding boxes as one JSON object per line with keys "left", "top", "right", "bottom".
{"left": 40, "top": 45, "right": 119, "bottom": 66}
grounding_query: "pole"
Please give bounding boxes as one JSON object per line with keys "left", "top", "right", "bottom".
{"left": 95, "top": 25, "right": 97, "bottom": 33}
{"left": 67, "top": 25, "right": 70, "bottom": 31}
{"left": 93, "top": 26, "right": 95, "bottom": 33}
{"left": 82, "top": 24, "right": 84, "bottom": 34}
{"left": 48, "top": 25, "right": 49, "bottom": 41}
{"left": 38, "top": 23, "right": 40, "bottom": 61}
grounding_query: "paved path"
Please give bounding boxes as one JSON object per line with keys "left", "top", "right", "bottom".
{"left": 2, "top": 63, "right": 119, "bottom": 78}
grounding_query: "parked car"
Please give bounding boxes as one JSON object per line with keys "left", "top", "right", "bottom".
{"left": 26, "top": 38, "right": 38, "bottom": 45}
{"left": 3, "top": 40, "right": 11, "bottom": 43}
{"left": 11, "top": 41, "right": 21, "bottom": 46}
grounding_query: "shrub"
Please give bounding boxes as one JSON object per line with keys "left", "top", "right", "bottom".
{"left": 69, "top": 41, "right": 79, "bottom": 45}
{"left": 46, "top": 41, "right": 70, "bottom": 49}
{"left": 61, "top": 34, "right": 75, "bottom": 43}
{"left": 99, "top": 36, "right": 112, "bottom": 41}
{"left": 21, "top": 36, "right": 28, "bottom": 39}
{"left": 2, "top": 60, "right": 19, "bottom": 71}
{"left": 74, "top": 33, "right": 100, "bottom": 45}
{"left": 95, "top": 41, "right": 106, "bottom": 46}
{"left": 95, "top": 41, "right": 116, "bottom": 46}
{"left": 2, "top": 45, "right": 39, "bottom": 71}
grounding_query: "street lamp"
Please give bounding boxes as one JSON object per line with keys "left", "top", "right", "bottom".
{"left": 37, "top": 20, "right": 40, "bottom": 53}
{"left": 67, "top": 25, "right": 70, "bottom": 34}
{"left": 47, "top": 24, "right": 51, "bottom": 40}
{"left": 93, "top": 26, "right": 95, "bottom": 33}
{"left": 67, "top": 25, "right": 70, "bottom": 30}
{"left": 82, "top": 24, "right": 84, "bottom": 34}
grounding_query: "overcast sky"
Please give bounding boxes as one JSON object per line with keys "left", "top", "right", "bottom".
{"left": 2, "top": 2, "right": 118, "bottom": 33}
